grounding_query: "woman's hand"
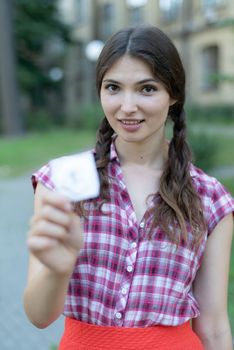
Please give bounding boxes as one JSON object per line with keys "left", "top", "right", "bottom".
{"left": 27, "top": 184, "right": 84, "bottom": 275}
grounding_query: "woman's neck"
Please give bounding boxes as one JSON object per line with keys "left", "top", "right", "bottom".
{"left": 115, "top": 134, "right": 168, "bottom": 170}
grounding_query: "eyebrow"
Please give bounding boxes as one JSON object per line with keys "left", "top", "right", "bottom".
{"left": 102, "top": 78, "right": 158, "bottom": 85}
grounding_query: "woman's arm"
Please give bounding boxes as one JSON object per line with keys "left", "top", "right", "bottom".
{"left": 24, "top": 258, "right": 72, "bottom": 328}
{"left": 192, "top": 213, "right": 233, "bottom": 350}
{"left": 24, "top": 183, "right": 84, "bottom": 328}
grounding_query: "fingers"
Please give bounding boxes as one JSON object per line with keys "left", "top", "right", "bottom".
{"left": 27, "top": 235, "right": 57, "bottom": 252}
{"left": 31, "top": 204, "right": 72, "bottom": 229}
{"left": 27, "top": 219, "right": 68, "bottom": 256}
{"left": 28, "top": 191, "right": 74, "bottom": 248}
{"left": 40, "top": 190, "right": 72, "bottom": 213}
{"left": 27, "top": 187, "right": 83, "bottom": 273}
{"left": 30, "top": 219, "right": 68, "bottom": 240}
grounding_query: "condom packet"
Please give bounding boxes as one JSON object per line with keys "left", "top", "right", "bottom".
{"left": 50, "top": 151, "right": 100, "bottom": 202}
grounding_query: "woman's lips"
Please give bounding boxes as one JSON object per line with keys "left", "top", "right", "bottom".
{"left": 118, "top": 119, "right": 144, "bottom": 132}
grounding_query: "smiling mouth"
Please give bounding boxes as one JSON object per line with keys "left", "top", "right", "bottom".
{"left": 119, "top": 119, "right": 144, "bottom": 125}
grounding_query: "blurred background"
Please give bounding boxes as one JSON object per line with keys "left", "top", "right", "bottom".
{"left": 0, "top": 0, "right": 233, "bottom": 349}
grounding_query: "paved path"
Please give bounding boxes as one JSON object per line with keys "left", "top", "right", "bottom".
{"left": 0, "top": 175, "right": 63, "bottom": 350}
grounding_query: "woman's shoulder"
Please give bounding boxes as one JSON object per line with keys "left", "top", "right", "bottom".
{"left": 190, "top": 163, "right": 234, "bottom": 234}
{"left": 190, "top": 163, "right": 229, "bottom": 195}
{"left": 31, "top": 160, "right": 54, "bottom": 192}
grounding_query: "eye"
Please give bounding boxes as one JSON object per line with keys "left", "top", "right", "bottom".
{"left": 141, "top": 85, "right": 157, "bottom": 94}
{"left": 104, "top": 84, "right": 119, "bottom": 93}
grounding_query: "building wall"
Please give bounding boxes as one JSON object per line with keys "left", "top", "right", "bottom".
{"left": 157, "top": 0, "right": 234, "bottom": 106}
{"left": 189, "top": 26, "right": 234, "bottom": 105}
{"left": 59, "top": 0, "right": 234, "bottom": 110}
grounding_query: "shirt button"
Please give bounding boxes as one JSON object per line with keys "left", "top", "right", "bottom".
{"left": 139, "top": 221, "right": 145, "bottom": 228}
{"left": 127, "top": 265, "right": 133, "bottom": 273}
{"left": 121, "top": 288, "right": 127, "bottom": 295}
{"left": 131, "top": 242, "right": 137, "bottom": 249}
{"left": 115, "top": 312, "right": 122, "bottom": 319}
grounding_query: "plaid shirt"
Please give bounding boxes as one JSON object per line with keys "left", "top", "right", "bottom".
{"left": 32, "top": 142, "right": 234, "bottom": 327}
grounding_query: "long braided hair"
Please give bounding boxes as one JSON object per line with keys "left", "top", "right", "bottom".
{"left": 93, "top": 26, "right": 206, "bottom": 248}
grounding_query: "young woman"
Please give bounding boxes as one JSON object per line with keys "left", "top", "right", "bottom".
{"left": 24, "top": 26, "right": 234, "bottom": 350}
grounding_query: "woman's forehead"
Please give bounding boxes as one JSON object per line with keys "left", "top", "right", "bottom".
{"left": 103, "top": 55, "right": 155, "bottom": 81}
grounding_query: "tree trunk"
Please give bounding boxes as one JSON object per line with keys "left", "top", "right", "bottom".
{"left": 0, "top": 0, "right": 24, "bottom": 135}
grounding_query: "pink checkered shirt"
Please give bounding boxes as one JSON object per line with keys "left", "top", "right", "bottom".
{"left": 32, "top": 142, "right": 234, "bottom": 327}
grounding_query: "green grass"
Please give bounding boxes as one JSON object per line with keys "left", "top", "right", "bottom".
{"left": 0, "top": 128, "right": 96, "bottom": 178}
{"left": 49, "top": 345, "right": 58, "bottom": 350}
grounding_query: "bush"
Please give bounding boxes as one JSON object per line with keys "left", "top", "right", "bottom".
{"left": 221, "top": 178, "right": 234, "bottom": 196}
{"left": 186, "top": 104, "right": 234, "bottom": 123}
{"left": 75, "top": 103, "right": 104, "bottom": 131}
{"left": 25, "top": 109, "right": 54, "bottom": 131}
{"left": 188, "top": 130, "right": 218, "bottom": 171}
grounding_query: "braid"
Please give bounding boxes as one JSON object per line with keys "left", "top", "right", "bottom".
{"left": 74, "top": 117, "right": 113, "bottom": 216}
{"left": 95, "top": 117, "right": 114, "bottom": 199}
{"left": 169, "top": 109, "right": 191, "bottom": 179}
{"left": 155, "top": 108, "right": 206, "bottom": 248}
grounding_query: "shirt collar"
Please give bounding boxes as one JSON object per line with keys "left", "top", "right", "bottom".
{"left": 109, "top": 137, "right": 119, "bottom": 162}
{"left": 189, "top": 163, "right": 198, "bottom": 178}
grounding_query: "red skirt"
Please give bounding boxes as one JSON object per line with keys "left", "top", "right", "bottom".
{"left": 58, "top": 317, "right": 204, "bottom": 350}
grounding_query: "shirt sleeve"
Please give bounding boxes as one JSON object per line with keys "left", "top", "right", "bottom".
{"left": 208, "top": 179, "right": 234, "bottom": 235}
{"left": 31, "top": 163, "right": 55, "bottom": 193}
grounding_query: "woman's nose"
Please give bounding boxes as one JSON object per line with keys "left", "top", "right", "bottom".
{"left": 120, "top": 93, "right": 138, "bottom": 114}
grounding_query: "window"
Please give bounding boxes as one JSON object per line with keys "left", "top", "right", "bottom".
{"left": 159, "top": 0, "right": 183, "bottom": 22}
{"left": 74, "top": 0, "right": 87, "bottom": 24}
{"left": 129, "top": 7, "right": 142, "bottom": 24}
{"left": 201, "top": 45, "right": 219, "bottom": 91}
{"left": 202, "top": 0, "right": 226, "bottom": 10}
{"left": 99, "top": 4, "right": 114, "bottom": 40}
{"left": 202, "top": 0, "right": 226, "bottom": 22}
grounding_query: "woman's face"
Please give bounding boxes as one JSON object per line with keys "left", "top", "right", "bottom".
{"left": 100, "top": 55, "right": 175, "bottom": 145}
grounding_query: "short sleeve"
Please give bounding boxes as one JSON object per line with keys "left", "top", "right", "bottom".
{"left": 31, "top": 163, "right": 55, "bottom": 193}
{"left": 208, "top": 179, "right": 234, "bottom": 235}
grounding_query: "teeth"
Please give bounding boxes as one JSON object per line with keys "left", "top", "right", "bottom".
{"left": 121, "top": 120, "right": 141, "bottom": 125}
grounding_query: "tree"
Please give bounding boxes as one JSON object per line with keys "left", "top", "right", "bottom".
{"left": 0, "top": 0, "right": 23, "bottom": 135}
{"left": 14, "top": 0, "right": 71, "bottom": 129}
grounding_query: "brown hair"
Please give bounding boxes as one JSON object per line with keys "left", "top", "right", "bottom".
{"left": 94, "top": 25, "right": 206, "bottom": 248}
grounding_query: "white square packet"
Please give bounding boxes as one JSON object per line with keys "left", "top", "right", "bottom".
{"left": 50, "top": 151, "right": 100, "bottom": 202}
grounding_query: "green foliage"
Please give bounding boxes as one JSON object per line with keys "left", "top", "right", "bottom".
{"left": 221, "top": 178, "right": 234, "bottom": 196}
{"left": 166, "top": 116, "right": 218, "bottom": 172}
{"left": 49, "top": 344, "right": 58, "bottom": 350}
{"left": 188, "top": 130, "right": 218, "bottom": 171}
{"left": 186, "top": 104, "right": 234, "bottom": 123}
{"left": 210, "top": 73, "right": 234, "bottom": 85}
{"left": 25, "top": 109, "right": 54, "bottom": 131}
{"left": 14, "top": 0, "right": 71, "bottom": 114}
{"left": 75, "top": 103, "right": 104, "bottom": 131}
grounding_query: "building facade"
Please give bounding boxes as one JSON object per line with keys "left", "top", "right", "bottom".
{"left": 59, "top": 0, "right": 234, "bottom": 118}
